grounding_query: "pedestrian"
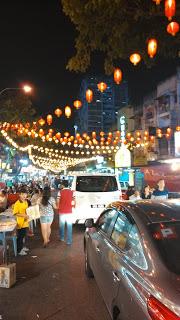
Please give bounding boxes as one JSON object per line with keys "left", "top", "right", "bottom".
{"left": 57, "top": 180, "right": 74, "bottom": 245}
{"left": 0, "top": 190, "right": 8, "bottom": 212}
{"left": 125, "top": 186, "right": 135, "bottom": 200}
{"left": 31, "top": 188, "right": 41, "bottom": 206}
{"left": 152, "top": 179, "right": 168, "bottom": 200}
{"left": 141, "top": 185, "right": 152, "bottom": 199}
{"left": 13, "top": 188, "right": 29, "bottom": 256}
{"left": 129, "top": 190, "right": 142, "bottom": 201}
{"left": 38, "top": 186, "right": 57, "bottom": 247}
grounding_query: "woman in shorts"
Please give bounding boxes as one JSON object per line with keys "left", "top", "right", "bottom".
{"left": 39, "top": 186, "right": 57, "bottom": 247}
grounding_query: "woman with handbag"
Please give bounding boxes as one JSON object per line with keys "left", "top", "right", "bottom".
{"left": 38, "top": 186, "right": 57, "bottom": 247}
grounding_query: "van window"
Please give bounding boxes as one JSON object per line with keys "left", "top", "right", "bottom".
{"left": 76, "top": 176, "right": 118, "bottom": 192}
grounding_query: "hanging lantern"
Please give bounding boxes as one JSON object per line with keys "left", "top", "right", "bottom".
{"left": 100, "top": 131, "right": 105, "bottom": 137}
{"left": 39, "top": 129, "right": 44, "bottom": 137}
{"left": 48, "top": 128, "right": 54, "bottom": 134}
{"left": 73, "top": 100, "right": 82, "bottom": 110}
{"left": 92, "top": 131, "right": 96, "bottom": 138}
{"left": 167, "top": 21, "right": 179, "bottom": 36}
{"left": 54, "top": 108, "right": 62, "bottom": 117}
{"left": 130, "top": 53, "right": 141, "bottom": 66}
{"left": 97, "top": 82, "right": 107, "bottom": 92}
{"left": 38, "top": 118, "right": 45, "bottom": 126}
{"left": 165, "top": 0, "right": 176, "bottom": 21}
{"left": 55, "top": 132, "right": 61, "bottom": 140}
{"left": 147, "top": 38, "right": 158, "bottom": 58}
{"left": 86, "top": 89, "right": 93, "bottom": 103}
{"left": 25, "top": 122, "right": 30, "bottom": 129}
{"left": 153, "top": 0, "right": 162, "bottom": 4}
{"left": 65, "top": 106, "right": 71, "bottom": 118}
{"left": 114, "top": 68, "right": 123, "bottom": 85}
{"left": 46, "top": 134, "right": 50, "bottom": 141}
{"left": 47, "top": 114, "right": 52, "bottom": 125}
{"left": 64, "top": 132, "right": 70, "bottom": 137}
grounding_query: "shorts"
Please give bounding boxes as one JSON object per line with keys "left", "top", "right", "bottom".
{"left": 40, "top": 216, "right": 53, "bottom": 224}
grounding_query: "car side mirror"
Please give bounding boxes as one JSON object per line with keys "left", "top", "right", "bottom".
{"left": 85, "top": 218, "right": 94, "bottom": 228}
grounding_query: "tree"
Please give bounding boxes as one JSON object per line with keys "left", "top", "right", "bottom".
{"left": 61, "top": 0, "right": 180, "bottom": 74}
{"left": 0, "top": 92, "right": 36, "bottom": 123}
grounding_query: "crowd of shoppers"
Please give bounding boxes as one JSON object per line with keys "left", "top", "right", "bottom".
{"left": 0, "top": 178, "right": 74, "bottom": 256}
{"left": 125, "top": 179, "right": 169, "bottom": 201}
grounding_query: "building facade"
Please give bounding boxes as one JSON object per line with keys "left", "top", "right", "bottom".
{"left": 75, "top": 76, "right": 128, "bottom": 134}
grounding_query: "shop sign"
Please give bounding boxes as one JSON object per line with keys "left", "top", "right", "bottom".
{"left": 133, "top": 147, "right": 147, "bottom": 166}
{"left": 120, "top": 115, "right": 126, "bottom": 142}
{"left": 115, "top": 145, "right": 131, "bottom": 168}
{"left": 175, "top": 132, "right": 180, "bottom": 157}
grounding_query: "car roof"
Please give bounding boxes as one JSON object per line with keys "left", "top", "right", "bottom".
{"left": 107, "top": 200, "right": 180, "bottom": 224}
{"left": 69, "top": 173, "right": 117, "bottom": 177}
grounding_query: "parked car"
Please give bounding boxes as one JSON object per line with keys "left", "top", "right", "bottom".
{"left": 84, "top": 200, "right": 180, "bottom": 320}
{"left": 71, "top": 173, "right": 121, "bottom": 223}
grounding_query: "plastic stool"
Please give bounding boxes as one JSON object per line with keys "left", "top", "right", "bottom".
{"left": 0, "top": 232, "right": 17, "bottom": 257}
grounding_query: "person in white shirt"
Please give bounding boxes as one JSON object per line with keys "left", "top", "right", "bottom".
{"left": 129, "top": 190, "right": 142, "bottom": 201}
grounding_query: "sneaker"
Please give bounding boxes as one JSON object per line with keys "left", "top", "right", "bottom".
{"left": 18, "top": 249, "right": 27, "bottom": 256}
{"left": 23, "top": 247, "right": 29, "bottom": 252}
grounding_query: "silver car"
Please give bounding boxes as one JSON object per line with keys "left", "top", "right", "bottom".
{"left": 84, "top": 200, "right": 180, "bottom": 320}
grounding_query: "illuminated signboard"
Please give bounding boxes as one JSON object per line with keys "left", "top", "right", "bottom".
{"left": 120, "top": 115, "right": 126, "bottom": 142}
{"left": 115, "top": 145, "right": 131, "bottom": 168}
{"left": 175, "top": 132, "right": 180, "bottom": 157}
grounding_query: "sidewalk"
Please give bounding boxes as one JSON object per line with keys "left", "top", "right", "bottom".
{"left": 0, "top": 218, "right": 110, "bottom": 320}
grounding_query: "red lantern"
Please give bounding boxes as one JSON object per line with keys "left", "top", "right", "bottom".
{"left": 153, "top": 0, "right": 162, "bottom": 4}
{"left": 55, "top": 132, "right": 61, "bottom": 140}
{"left": 86, "top": 89, "right": 93, "bottom": 103}
{"left": 130, "top": 53, "right": 141, "bottom": 66}
{"left": 73, "top": 100, "right": 82, "bottom": 109}
{"left": 147, "top": 39, "right": 158, "bottom": 58}
{"left": 167, "top": 21, "right": 179, "bottom": 36}
{"left": 165, "top": 0, "right": 176, "bottom": 21}
{"left": 54, "top": 108, "right": 62, "bottom": 117}
{"left": 65, "top": 106, "right": 71, "bottom": 118}
{"left": 47, "top": 114, "right": 52, "bottom": 125}
{"left": 39, "top": 129, "right": 44, "bottom": 137}
{"left": 97, "top": 82, "right": 107, "bottom": 92}
{"left": 114, "top": 68, "right": 123, "bottom": 84}
{"left": 38, "top": 118, "right": 45, "bottom": 126}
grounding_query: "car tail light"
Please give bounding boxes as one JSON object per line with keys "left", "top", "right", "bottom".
{"left": 147, "top": 296, "right": 180, "bottom": 320}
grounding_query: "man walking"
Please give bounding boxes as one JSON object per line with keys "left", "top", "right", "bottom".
{"left": 57, "top": 180, "right": 74, "bottom": 245}
{"left": 152, "top": 179, "right": 168, "bottom": 200}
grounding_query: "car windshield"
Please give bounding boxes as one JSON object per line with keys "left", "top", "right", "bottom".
{"left": 149, "top": 221, "right": 180, "bottom": 275}
{"left": 76, "top": 176, "right": 118, "bottom": 192}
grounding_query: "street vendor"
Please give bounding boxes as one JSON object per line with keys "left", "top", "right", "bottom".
{"left": 13, "top": 188, "right": 29, "bottom": 256}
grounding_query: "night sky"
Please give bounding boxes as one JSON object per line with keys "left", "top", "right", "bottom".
{"left": 0, "top": 0, "right": 179, "bottom": 130}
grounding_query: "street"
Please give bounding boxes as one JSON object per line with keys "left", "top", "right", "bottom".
{"left": 0, "top": 220, "right": 110, "bottom": 320}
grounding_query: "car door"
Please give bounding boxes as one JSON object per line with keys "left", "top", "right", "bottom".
{"left": 88, "top": 209, "right": 118, "bottom": 287}
{"left": 97, "top": 208, "right": 134, "bottom": 318}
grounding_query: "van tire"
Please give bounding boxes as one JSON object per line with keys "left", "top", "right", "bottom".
{"left": 85, "top": 249, "right": 94, "bottom": 278}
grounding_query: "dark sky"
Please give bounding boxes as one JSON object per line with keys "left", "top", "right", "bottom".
{"left": 0, "top": 0, "right": 179, "bottom": 129}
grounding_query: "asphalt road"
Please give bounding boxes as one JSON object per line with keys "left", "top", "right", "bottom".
{"left": 0, "top": 221, "right": 110, "bottom": 320}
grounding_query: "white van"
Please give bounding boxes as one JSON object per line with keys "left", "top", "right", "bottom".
{"left": 71, "top": 173, "right": 121, "bottom": 223}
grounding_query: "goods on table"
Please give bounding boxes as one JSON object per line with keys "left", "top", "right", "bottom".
{"left": 0, "top": 216, "right": 16, "bottom": 232}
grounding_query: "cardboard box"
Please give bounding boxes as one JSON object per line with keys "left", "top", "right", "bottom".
{"left": 0, "top": 263, "right": 16, "bottom": 288}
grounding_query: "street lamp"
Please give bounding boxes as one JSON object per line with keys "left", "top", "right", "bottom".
{"left": 0, "top": 84, "right": 33, "bottom": 96}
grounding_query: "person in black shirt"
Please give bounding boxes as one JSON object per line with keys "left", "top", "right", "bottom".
{"left": 141, "top": 185, "right": 152, "bottom": 199}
